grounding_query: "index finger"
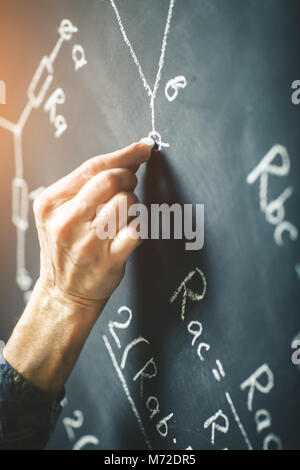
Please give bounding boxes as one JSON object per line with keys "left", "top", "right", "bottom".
{"left": 42, "top": 138, "right": 155, "bottom": 205}
{"left": 91, "top": 138, "right": 155, "bottom": 174}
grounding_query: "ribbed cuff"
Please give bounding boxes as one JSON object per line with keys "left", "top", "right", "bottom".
{"left": 0, "top": 362, "right": 65, "bottom": 449}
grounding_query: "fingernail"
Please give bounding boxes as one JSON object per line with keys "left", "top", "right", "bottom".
{"left": 139, "top": 137, "right": 155, "bottom": 149}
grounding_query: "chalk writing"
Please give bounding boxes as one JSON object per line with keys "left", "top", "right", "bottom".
{"left": 170, "top": 267, "right": 207, "bottom": 321}
{"left": 0, "top": 19, "right": 87, "bottom": 302}
{"left": 103, "top": 305, "right": 177, "bottom": 450}
{"left": 246, "top": 144, "right": 298, "bottom": 247}
{"left": 72, "top": 435, "right": 100, "bottom": 450}
{"left": 291, "top": 80, "right": 300, "bottom": 105}
{"left": 240, "top": 364, "right": 283, "bottom": 449}
{"left": 203, "top": 410, "right": 229, "bottom": 445}
{"left": 165, "top": 75, "right": 187, "bottom": 102}
{"left": 63, "top": 409, "right": 99, "bottom": 450}
{"left": 63, "top": 410, "right": 84, "bottom": 440}
{"left": 291, "top": 332, "right": 300, "bottom": 370}
{"left": 212, "top": 360, "right": 225, "bottom": 382}
{"left": 109, "top": 0, "right": 176, "bottom": 150}
{"left": 171, "top": 267, "right": 254, "bottom": 449}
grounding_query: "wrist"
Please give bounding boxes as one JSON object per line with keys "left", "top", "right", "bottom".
{"left": 3, "top": 278, "right": 107, "bottom": 396}
{"left": 36, "top": 276, "right": 108, "bottom": 322}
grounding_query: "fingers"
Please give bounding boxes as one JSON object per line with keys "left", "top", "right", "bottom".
{"left": 72, "top": 168, "right": 138, "bottom": 220}
{"left": 92, "top": 190, "right": 143, "bottom": 266}
{"left": 109, "top": 224, "right": 142, "bottom": 264}
{"left": 91, "top": 191, "right": 139, "bottom": 237}
{"left": 90, "top": 140, "right": 153, "bottom": 174}
{"left": 42, "top": 140, "right": 153, "bottom": 206}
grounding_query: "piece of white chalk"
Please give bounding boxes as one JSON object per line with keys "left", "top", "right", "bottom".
{"left": 139, "top": 137, "right": 155, "bottom": 149}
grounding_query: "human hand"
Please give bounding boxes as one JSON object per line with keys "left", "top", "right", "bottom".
{"left": 33, "top": 138, "right": 154, "bottom": 314}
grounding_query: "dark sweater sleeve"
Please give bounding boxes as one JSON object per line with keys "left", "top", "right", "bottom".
{"left": 0, "top": 359, "right": 65, "bottom": 450}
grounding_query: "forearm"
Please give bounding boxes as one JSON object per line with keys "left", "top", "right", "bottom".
{"left": 3, "top": 278, "right": 106, "bottom": 397}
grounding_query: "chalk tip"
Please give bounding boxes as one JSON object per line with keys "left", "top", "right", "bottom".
{"left": 139, "top": 136, "right": 156, "bottom": 149}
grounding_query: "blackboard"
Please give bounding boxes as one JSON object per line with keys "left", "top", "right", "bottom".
{"left": 0, "top": 0, "right": 299, "bottom": 450}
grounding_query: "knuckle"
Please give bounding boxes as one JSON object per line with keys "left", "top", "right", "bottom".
{"left": 89, "top": 155, "right": 105, "bottom": 172}
{"left": 125, "top": 169, "right": 138, "bottom": 187}
{"left": 121, "top": 191, "right": 139, "bottom": 206}
{"left": 79, "top": 156, "right": 102, "bottom": 179}
{"left": 33, "top": 194, "right": 49, "bottom": 220}
{"left": 129, "top": 192, "right": 139, "bottom": 206}
{"left": 49, "top": 206, "right": 77, "bottom": 242}
{"left": 105, "top": 171, "right": 119, "bottom": 193}
{"left": 52, "top": 218, "right": 70, "bottom": 242}
{"left": 79, "top": 161, "right": 94, "bottom": 179}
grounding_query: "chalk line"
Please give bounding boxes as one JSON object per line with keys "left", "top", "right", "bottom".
{"left": 103, "top": 334, "right": 152, "bottom": 449}
{"left": 225, "top": 392, "right": 253, "bottom": 450}
{"left": 109, "top": 0, "right": 175, "bottom": 137}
